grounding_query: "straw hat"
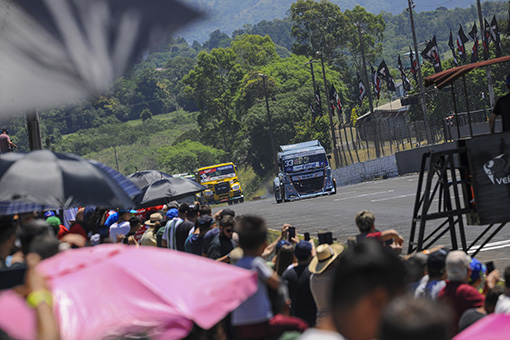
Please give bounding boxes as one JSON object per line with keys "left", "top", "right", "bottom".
{"left": 144, "top": 213, "right": 163, "bottom": 226}
{"left": 308, "top": 243, "right": 345, "bottom": 274}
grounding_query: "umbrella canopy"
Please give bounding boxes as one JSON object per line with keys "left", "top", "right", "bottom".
{"left": 0, "top": 0, "right": 201, "bottom": 113}
{"left": 0, "top": 150, "right": 140, "bottom": 213}
{"left": 127, "top": 170, "right": 174, "bottom": 189}
{"left": 0, "top": 244, "right": 257, "bottom": 340}
{"left": 133, "top": 178, "right": 206, "bottom": 209}
{"left": 453, "top": 314, "right": 510, "bottom": 340}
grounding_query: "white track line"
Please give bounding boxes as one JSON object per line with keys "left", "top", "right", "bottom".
{"left": 468, "top": 240, "right": 510, "bottom": 254}
{"left": 334, "top": 190, "right": 395, "bottom": 202}
{"left": 371, "top": 194, "right": 415, "bottom": 202}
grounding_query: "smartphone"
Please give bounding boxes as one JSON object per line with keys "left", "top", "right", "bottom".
{"left": 288, "top": 226, "right": 296, "bottom": 240}
{"left": 0, "top": 266, "right": 27, "bottom": 290}
{"left": 318, "top": 231, "right": 333, "bottom": 245}
{"left": 485, "top": 261, "right": 495, "bottom": 275}
{"left": 304, "top": 232, "right": 310, "bottom": 241}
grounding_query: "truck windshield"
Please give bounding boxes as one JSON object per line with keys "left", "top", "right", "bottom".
{"left": 283, "top": 153, "right": 328, "bottom": 172}
{"left": 199, "top": 165, "right": 236, "bottom": 183}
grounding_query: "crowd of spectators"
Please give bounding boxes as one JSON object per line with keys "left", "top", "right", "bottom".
{"left": 0, "top": 203, "right": 509, "bottom": 340}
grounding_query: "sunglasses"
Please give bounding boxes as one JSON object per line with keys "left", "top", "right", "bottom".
{"left": 224, "top": 228, "right": 233, "bottom": 234}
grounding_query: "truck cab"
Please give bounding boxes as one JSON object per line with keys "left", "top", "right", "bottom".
{"left": 197, "top": 163, "right": 244, "bottom": 205}
{"left": 273, "top": 140, "right": 336, "bottom": 203}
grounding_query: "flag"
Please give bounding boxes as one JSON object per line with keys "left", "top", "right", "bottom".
{"left": 409, "top": 46, "right": 418, "bottom": 82}
{"left": 377, "top": 60, "right": 396, "bottom": 92}
{"left": 315, "top": 86, "right": 323, "bottom": 116}
{"left": 469, "top": 23, "right": 479, "bottom": 63}
{"left": 329, "top": 84, "right": 342, "bottom": 113}
{"left": 448, "top": 29, "right": 458, "bottom": 66}
{"left": 421, "top": 36, "right": 442, "bottom": 73}
{"left": 457, "top": 25, "right": 469, "bottom": 61}
{"left": 358, "top": 73, "right": 365, "bottom": 106}
{"left": 371, "top": 65, "right": 381, "bottom": 100}
{"left": 491, "top": 15, "right": 502, "bottom": 58}
{"left": 484, "top": 19, "right": 491, "bottom": 60}
{"left": 398, "top": 55, "right": 411, "bottom": 92}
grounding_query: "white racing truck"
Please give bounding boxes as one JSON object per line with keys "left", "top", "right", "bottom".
{"left": 273, "top": 140, "right": 336, "bottom": 203}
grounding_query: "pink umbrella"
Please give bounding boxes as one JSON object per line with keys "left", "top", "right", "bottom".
{"left": 0, "top": 244, "right": 257, "bottom": 340}
{"left": 453, "top": 314, "right": 510, "bottom": 340}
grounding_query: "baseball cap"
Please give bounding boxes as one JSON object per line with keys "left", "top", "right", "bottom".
{"left": 294, "top": 241, "right": 313, "bottom": 261}
{"left": 276, "top": 240, "right": 292, "bottom": 253}
{"left": 44, "top": 211, "right": 56, "bottom": 218}
{"left": 197, "top": 215, "right": 214, "bottom": 230}
{"left": 427, "top": 248, "right": 449, "bottom": 272}
{"left": 119, "top": 209, "right": 137, "bottom": 214}
{"left": 166, "top": 208, "right": 179, "bottom": 219}
{"left": 469, "top": 258, "right": 487, "bottom": 283}
{"left": 46, "top": 216, "right": 61, "bottom": 228}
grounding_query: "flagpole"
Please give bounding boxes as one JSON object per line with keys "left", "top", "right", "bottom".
{"left": 317, "top": 51, "right": 341, "bottom": 168}
{"left": 477, "top": 0, "right": 495, "bottom": 108}
{"left": 407, "top": 0, "right": 431, "bottom": 145}
{"left": 356, "top": 23, "right": 380, "bottom": 158}
{"left": 304, "top": 60, "right": 319, "bottom": 94}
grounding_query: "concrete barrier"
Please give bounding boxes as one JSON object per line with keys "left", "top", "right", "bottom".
{"left": 333, "top": 155, "right": 398, "bottom": 187}
{"left": 394, "top": 142, "right": 456, "bottom": 175}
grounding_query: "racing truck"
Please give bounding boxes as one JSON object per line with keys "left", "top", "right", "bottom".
{"left": 197, "top": 163, "right": 244, "bottom": 205}
{"left": 273, "top": 140, "right": 336, "bottom": 203}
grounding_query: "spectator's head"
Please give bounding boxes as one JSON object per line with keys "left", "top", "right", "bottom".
{"left": 178, "top": 202, "right": 189, "bottom": 219}
{"left": 427, "top": 248, "right": 449, "bottom": 280}
{"left": 355, "top": 210, "right": 375, "bottom": 233}
{"left": 186, "top": 204, "right": 199, "bottom": 222}
{"left": 405, "top": 253, "right": 428, "bottom": 284}
{"left": 276, "top": 239, "right": 292, "bottom": 254}
{"left": 29, "top": 235, "right": 60, "bottom": 260}
{"left": 46, "top": 216, "right": 62, "bottom": 236}
{"left": 0, "top": 216, "right": 17, "bottom": 260}
{"left": 145, "top": 213, "right": 163, "bottom": 227}
{"left": 331, "top": 239, "right": 406, "bottom": 340}
{"left": 468, "top": 258, "right": 487, "bottom": 289}
{"left": 276, "top": 244, "right": 295, "bottom": 277}
{"left": 237, "top": 215, "right": 267, "bottom": 256}
{"left": 1, "top": 128, "right": 8, "bottom": 134}
{"left": 199, "top": 205, "right": 212, "bottom": 217}
{"left": 44, "top": 211, "right": 56, "bottom": 218}
{"left": 219, "top": 215, "right": 235, "bottom": 240}
{"left": 309, "top": 243, "right": 344, "bottom": 274}
{"left": 129, "top": 217, "right": 141, "bottom": 232}
{"left": 504, "top": 266, "right": 510, "bottom": 288}
{"left": 216, "top": 209, "right": 235, "bottom": 226}
{"left": 166, "top": 208, "right": 179, "bottom": 220}
{"left": 118, "top": 209, "right": 134, "bottom": 222}
{"left": 485, "top": 286, "right": 504, "bottom": 314}
{"left": 294, "top": 241, "right": 313, "bottom": 264}
{"left": 18, "top": 219, "right": 54, "bottom": 255}
{"left": 445, "top": 250, "right": 471, "bottom": 282}
{"left": 196, "top": 215, "right": 214, "bottom": 234}
{"left": 380, "top": 296, "right": 453, "bottom": 340}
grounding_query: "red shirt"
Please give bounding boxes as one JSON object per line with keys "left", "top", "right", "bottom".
{"left": 437, "top": 281, "right": 485, "bottom": 331}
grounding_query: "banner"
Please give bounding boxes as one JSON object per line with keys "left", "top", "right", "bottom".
{"left": 421, "top": 36, "right": 442, "bottom": 73}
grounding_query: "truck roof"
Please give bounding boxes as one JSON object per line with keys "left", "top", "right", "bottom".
{"left": 197, "top": 163, "right": 235, "bottom": 172}
{"left": 278, "top": 140, "right": 325, "bottom": 158}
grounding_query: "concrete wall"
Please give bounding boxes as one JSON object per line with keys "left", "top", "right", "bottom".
{"left": 333, "top": 155, "right": 399, "bottom": 187}
{"left": 394, "top": 142, "right": 456, "bottom": 175}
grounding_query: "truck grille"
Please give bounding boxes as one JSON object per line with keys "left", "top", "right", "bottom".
{"left": 215, "top": 182, "right": 230, "bottom": 195}
{"left": 293, "top": 176, "right": 324, "bottom": 194}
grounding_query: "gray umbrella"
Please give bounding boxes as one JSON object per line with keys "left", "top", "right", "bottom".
{"left": 0, "top": 150, "right": 140, "bottom": 213}
{"left": 127, "top": 170, "right": 174, "bottom": 190}
{"left": 133, "top": 178, "right": 206, "bottom": 209}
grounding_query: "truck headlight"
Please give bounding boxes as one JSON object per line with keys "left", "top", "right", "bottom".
{"left": 232, "top": 183, "right": 240, "bottom": 191}
{"left": 204, "top": 190, "right": 214, "bottom": 196}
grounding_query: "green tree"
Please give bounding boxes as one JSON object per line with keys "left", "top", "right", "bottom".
{"left": 140, "top": 108, "right": 153, "bottom": 121}
{"left": 231, "top": 34, "right": 279, "bottom": 69}
{"left": 157, "top": 140, "right": 225, "bottom": 174}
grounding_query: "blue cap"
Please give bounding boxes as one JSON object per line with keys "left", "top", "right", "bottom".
{"left": 119, "top": 209, "right": 137, "bottom": 214}
{"left": 469, "top": 258, "right": 487, "bottom": 283}
{"left": 294, "top": 241, "right": 313, "bottom": 261}
{"left": 44, "top": 211, "right": 55, "bottom": 218}
{"left": 166, "top": 208, "right": 179, "bottom": 219}
{"left": 276, "top": 240, "right": 292, "bottom": 253}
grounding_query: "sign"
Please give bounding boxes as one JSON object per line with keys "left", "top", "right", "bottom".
{"left": 466, "top": 133, "right": 510, "bottom": 224}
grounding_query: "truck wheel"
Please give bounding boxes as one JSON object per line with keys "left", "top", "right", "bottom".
{"left": 228, "top": 201, "right": 233, "bottom": 205}
{"left": 240, "top": 197, "right": 244, "bottom": 203}
{"left": 331, "top": 179, "right": 337, "bottom": 195}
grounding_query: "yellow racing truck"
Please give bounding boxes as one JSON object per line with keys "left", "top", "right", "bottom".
{"left": 197, "top": 163, "right": 244, "bottom": 205}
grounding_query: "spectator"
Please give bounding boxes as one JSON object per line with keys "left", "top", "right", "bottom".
{"left": 282, "top": 241, "right": 317, "bottom": 327}
{"left": 468, "top": 258, "right": 501, "bottom": 295}
{"left": 45, "top": 216, "right": 68, "bottom": 240}
{"left": 495, "top": 266, "right": 510, "bottom": 314}
{"left": 232, "top": 215, "right": 308, "bottom": 340}
{"left": 140, "top": 213, "right": 163, "bottom": 247}
{"left": 188, "top": 205, "right": 212, "bottom": 235}
{"left": 275, "top": 242, "right": 295, "bottom": 276}
{"left": 0, "top": 216, "right": 18, "bottom": 270}
{"left": 380, "top": 296, "right": 453, "bottom": 340}
{"left": 207, "top": 215, "right": 236, "bottom": 262}
{"left": 202, "top": 209, "right": 235, "bottom": 256}
{"left": 156, "top": 208, "right": 178, "bottom": 247}
{"left": 354, "top": 210, "right": 404, "bottom": 254}
{"left": 309, "top": 243, "right": 344, "bottom": 323}
{"left": 459, "top": 286, "right": 504, "bottom": 331}
{"left": 437, "top": 250, "right": 485, "bottom": 332}
{"left": 299, "top": 239, "right": 406, "bottom": 340}
{"left": 185, "top": 216, "right": 214, "bottom": 255}
{"left": 415, "top": 248, "right": 449, "bottom": 300}
{"left": 0, "top": 128, "right": 17, "bottom": 154}
{"left": 109, "top": 210, "right": 132, "bottom": 243}
{"left": 406, "top": 253, "right": 428, "bottom": 295}
{"left": 175, "top": 204, "right": 199, "bottom": 251}
{"left": 119, "top": 217, "right": 141, "bottom": 245}
{"left": 162, "top": 203, "right": 188, "bottom": 249}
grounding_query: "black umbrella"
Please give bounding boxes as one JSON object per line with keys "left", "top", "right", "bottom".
{"left": 127, "top": 170, "right": 174, "bottom": 189}
{"left": 0, "top": 150, "right": 140, "bottom": 213}
{"left": 133, "top": 178, "right": 206, "bottom": 209}
{"left": 0, "top": 0, "right": 201, "bottom": 112}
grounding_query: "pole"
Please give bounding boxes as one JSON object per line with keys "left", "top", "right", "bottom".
{"left": 26, "top": 109, "right": 42, "bottom": 151}
{"left": 260, "top": 74, "right": 279, "bottom": 173}
{"left": 357, "top": 24, "right": 381, "bottom": 158}
{"left": 477, "top": 0, "right": 495, "bottom": 108}
{"left": 317, "top": 51, "right": 341, "bottom": 168}
{"left": 113, "top": 146, "right": 120, "bottom": 172}
{"left": 408, "top": 0, "right": 431, "bottom": 145}
{"left": 462, "top": 75, "right": 474, "bottom": 137}
{"left": 450, "top": 84, "right": 462, "bottom": 140}
{"left": 309, "top": 61, "right": 317, "bottom": 92}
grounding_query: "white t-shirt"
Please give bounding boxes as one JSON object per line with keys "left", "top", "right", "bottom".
{"left": 109, "top": 221, "right": 130, "bottom": 242}
{"left": 495, "top": 295, "right": 510, "bottom": 314}
{"left": 297, "top": 329, "right": 346, "bottom": 340}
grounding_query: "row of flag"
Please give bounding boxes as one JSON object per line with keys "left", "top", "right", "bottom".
{"left": 310, "top": 84, "right": 343, "bottom": 122}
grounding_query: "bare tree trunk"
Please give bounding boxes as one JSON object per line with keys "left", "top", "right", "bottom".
{"left": 343, "top": 124, "right": 354, "bottom": 165}
{"left": 350, "top": 124, "right": 361, "bottom": 163}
